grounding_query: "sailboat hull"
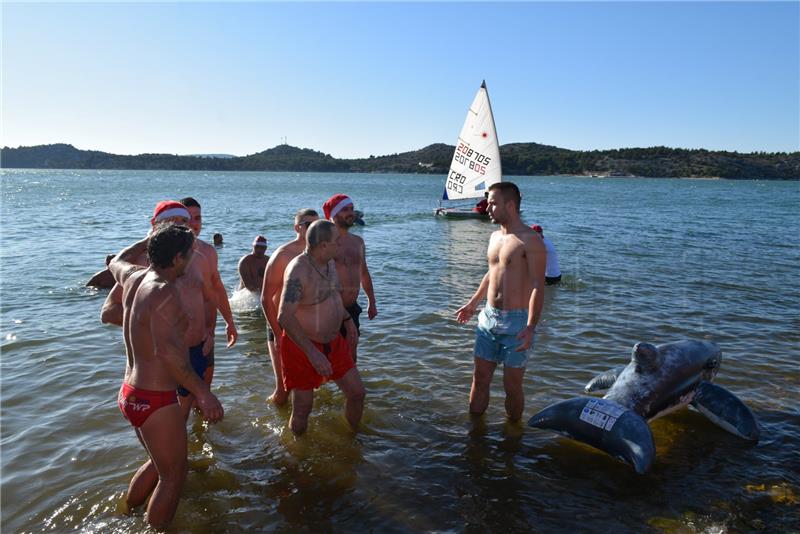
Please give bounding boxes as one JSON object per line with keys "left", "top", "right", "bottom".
{"left": 434, "top": 208, "right": 490, "bottom": 220}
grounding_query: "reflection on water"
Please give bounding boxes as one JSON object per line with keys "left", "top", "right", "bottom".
{"left": 1, "top": 170, "right": 799, "bottom": 532}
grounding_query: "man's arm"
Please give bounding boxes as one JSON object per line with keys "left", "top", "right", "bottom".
{"left": 206, "top": 246, "right": 238, "bottom": 347}
{"left": 102, "top": 238, "right": 149, "bottom": 325}
{"left": 359, "top": 239, "right": 378, "bottom": 320}
{"left": 86, "top": 268, "right": 115, "bottom": 288}
{"left": 152, "top": 288, "right": 223, "bottom": 422}
{"left": 261, "top": 252, "right": 285, "bottom": 341}
{"left": 277, "top": 264, "right": 332, "bottom": 377}
{"left": 100, "top": 284, "right": 124, "bottom": 326}
{"left": 455, "top": 272, "right": 490, "bottom": 324}
{"left": 516, "top": 236, "right": 547, "bottom": 351}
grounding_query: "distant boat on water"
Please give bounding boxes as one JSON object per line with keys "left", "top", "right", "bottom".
{"left": 434, "top": 81, "right": 502, "bottom": 220}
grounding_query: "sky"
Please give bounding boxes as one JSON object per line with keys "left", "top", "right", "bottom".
{"left": 2, "top": 1, "right": 798, "bottom": 158}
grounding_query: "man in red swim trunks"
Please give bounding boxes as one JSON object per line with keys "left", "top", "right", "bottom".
{"left": 109, "top": 224, "right": 224, "bottom": 530}
{"left": 278, "top": 219, "right": 365, "bottom": 435}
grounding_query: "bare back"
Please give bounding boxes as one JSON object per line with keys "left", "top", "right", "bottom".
{"left": 333, "top": 232, "right": 365, "bottom": 306}
{"left": 282, "top": 254, "right": 347, "bottom": 343}
{"left": 123, "top": 269, "right": 189, "bottom": 391}
{"left": 486, "top": 227, "right": 544, "bottom": 310}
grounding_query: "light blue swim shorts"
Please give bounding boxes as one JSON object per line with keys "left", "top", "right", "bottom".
{"left": 474, "top": 305, "right": 535, "bottom": 368}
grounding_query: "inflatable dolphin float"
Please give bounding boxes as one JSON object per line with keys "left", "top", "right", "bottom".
{"left": 528, "top": 340, "right": 760, "bottom": 474}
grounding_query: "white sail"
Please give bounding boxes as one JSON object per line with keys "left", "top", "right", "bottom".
{"left": 442, "top": 81, "right": 502, "bottom": 201}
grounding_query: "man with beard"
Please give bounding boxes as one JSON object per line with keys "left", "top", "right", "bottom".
{"left": 455, "top": 182, "right": 546, "bottom": 421}
{"left": 322, "top": 194, "right": 377, "bottom": 362}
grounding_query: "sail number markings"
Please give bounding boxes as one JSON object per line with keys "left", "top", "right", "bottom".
{"left": 453, "top": 143, "right": 491, "bottom": 176}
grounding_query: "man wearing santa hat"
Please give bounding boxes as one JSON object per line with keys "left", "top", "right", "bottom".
{"left": 238, "top": 235, "right": 269, "bottom": 292}
{"left": 322, "top": 194, "right": 378, "bottom": 362}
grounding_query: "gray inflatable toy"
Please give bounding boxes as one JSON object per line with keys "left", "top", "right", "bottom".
{"left": 528, "top": 340, "right": 760, "bottom": 474}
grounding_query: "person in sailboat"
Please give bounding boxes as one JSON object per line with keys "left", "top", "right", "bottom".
{"left": 323, "top": 194, "right": 378, "bottom": 363}
{"left": 455, "top": 182, "right": 547, "bottom": 422}
{"left": 473, "top": 192, "right": 489, "bottom": 215}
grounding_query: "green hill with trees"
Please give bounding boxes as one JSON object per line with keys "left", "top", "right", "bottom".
{"left": 2, "top": 142, "right": 797, "bottom": 179}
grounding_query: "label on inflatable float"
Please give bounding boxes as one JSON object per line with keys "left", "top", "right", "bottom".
{"left": 580, "top": 398, "right": 627, "bottom": 431}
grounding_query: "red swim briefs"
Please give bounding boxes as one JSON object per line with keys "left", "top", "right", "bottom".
{"left": 280, "top": 332, "right": 354, "bottom": 391}
{"left": 118, "top": 383, "right": 178, "bottom": 428}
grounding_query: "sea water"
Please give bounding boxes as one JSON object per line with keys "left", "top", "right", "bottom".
{"left": 1, "top": 169, "right": 799, "bottom": 532}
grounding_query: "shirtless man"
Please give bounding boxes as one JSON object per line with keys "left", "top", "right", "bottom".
{"left": 110, "top": 223, "right": 223, "bottom": 530}
{"left": 238, "top": 235, "right": 269, "bottom": 291}
{"left": 101, "top": 201, "right": 192, "bottom": 325}
{"left": 260, "top": 208, "right": 319, "bottom": 405}
{"left": 179, "top": 197, "right": 238, "bottom": 388}
{"left": 322, "top": 194, "right": 377, "bottom": 362}
{"left": 456, "top": 182, "right": 546, "bottom": 421}
{"left": 278, "top": 220, "right": 365, "bottom": 435}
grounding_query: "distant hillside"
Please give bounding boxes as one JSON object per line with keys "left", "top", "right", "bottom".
{"left": 2, "top": 142, "right": 798, "bottom": 179}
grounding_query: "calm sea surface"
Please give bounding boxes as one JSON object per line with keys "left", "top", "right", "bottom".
{"left": 1, "top": 170, "right": 799, "bottom": 533}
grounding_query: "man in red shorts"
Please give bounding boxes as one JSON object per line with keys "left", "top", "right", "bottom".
{"left": 109, "top": 223, "right": 223, "bottom": 530}
{"left": 278, "top": 219, "right": 365, "bottom": 435}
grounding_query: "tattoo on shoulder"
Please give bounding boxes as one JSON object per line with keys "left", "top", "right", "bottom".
{"left": 284, "top": 278, "right": 303, "bottom": 303}
{"left": 124, "top": 265, "right": 146, "bottom": 282}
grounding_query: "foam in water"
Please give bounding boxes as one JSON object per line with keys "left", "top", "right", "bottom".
{"left": 229, "top": 288, "right": 261, "bottom": 313}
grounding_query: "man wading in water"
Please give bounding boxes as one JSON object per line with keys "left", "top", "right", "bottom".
{"left": 278, "top": 220, "right": 365, "bottom": 434}
{"left": 456, "top": 182, "right": 546, "bottom": 421}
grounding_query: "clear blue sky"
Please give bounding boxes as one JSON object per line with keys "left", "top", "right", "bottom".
{"left": 2, "top": 2, "right": 798, "bottom": 157}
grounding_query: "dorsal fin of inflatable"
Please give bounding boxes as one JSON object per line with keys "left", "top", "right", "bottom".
{"left": 632, "top": 342, "right": 661, "bottom": 374}
{"left": 528, "top": 397, "right": 655, "bottom": 474}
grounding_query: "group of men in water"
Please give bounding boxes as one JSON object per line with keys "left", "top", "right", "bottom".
{"left": 100, "top": 182, "right": 550, "bottom": 529}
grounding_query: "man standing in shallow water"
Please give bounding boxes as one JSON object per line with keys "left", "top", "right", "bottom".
{"left": 323, "top": 194, "right": 377, "bottom": 362}
{"left": 456, "top": 182, "right": 546, "bottom": 421}
{"left": 278, "top": 220, "right": 365, "bottom": 435}
{"left": 261, "top": 208, "right": 319, "bottom": 405}
{"left": 110, "top": 224, "right": 223, "bottom": 530}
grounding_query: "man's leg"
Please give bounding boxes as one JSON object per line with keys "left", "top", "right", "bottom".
{"left": 267, "top": 339, "right": 288, "bottom": 405}
{"left": 137, "top": 403, "right": 188, "bottom": 530}
{"left": 469, "top": 357, "right": 497, "bottom": 416}
{"left": 289, "top": 389, "right": 314, "bottom": 435}
{"left": 335, "top": 368, "right": 366, "bottom": 430}
{"left": 502, "top": 366, "right": 526, "bottom": 421}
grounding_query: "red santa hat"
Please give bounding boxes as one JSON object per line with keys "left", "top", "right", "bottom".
{"left": 253, "top": 235, "right": 268, "bottom": 248}
{"left": 151, "top": 201, "right": 190, "bottom": 225}
{"left": 531, "top": 224, "right": 543, "bottom": 234}
{"left": 322, "top": 194, "right": 353, "bottom": 220}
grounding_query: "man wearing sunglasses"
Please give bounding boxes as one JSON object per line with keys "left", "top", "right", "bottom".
{"left": 261, "top": 208, "right": 319, "bottom": 405}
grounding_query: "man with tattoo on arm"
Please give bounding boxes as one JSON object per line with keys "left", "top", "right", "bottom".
{"left": 456, "top": 182, "right": 547, "bottom": 422}
{"left": 260, "top": 208, "right": 319, "bottom": 405}
{"left": 110, "top": 224, "right": 223, "bottom": 530}
{"left": 323, "top": 194, "right": 377, "bottom": 363}
{"left": 278, "top": 220, "right": 365, "bottom": 435}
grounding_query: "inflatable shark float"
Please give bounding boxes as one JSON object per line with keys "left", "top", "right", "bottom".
{"left": 528, "top": 340, "right": 760, "bottom": 474}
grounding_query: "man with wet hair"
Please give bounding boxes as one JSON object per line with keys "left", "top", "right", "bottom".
{"left": 278, "top": 219, "right": 365, "bottom": 435}
{"left": 261, "top": 208, "right": 319, "bottom": 405}
{"left": 322, "top": 194, "right": 377, "bottom": 363}
{"left": 110, "top": 223, "right": 224, "bottom": 530}
{"left": 456, "top": 181, "right": 547, "bottom": 422}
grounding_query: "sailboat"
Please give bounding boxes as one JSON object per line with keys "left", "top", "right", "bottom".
{"left": 434, "top": 80, "right": 502, "bottom": 219}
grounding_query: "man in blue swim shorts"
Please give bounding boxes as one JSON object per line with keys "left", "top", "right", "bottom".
{"left": 456, "top": 182, "right": 547, "bottom": 421}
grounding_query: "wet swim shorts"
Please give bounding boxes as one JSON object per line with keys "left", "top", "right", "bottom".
{"left": 340, "top": 302, "right": 362, "bottom": 337}
{"left": 177, "top": 340, "right": 211, "bottom": 397}
{"left": 474, "top": 305, "right": 535, "bottom": 368}
{"left": 280, "top": 332, "right": 354, "bottom": 391}
{"left": 118, "top": 383, "right": 178, "bottom": 428}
